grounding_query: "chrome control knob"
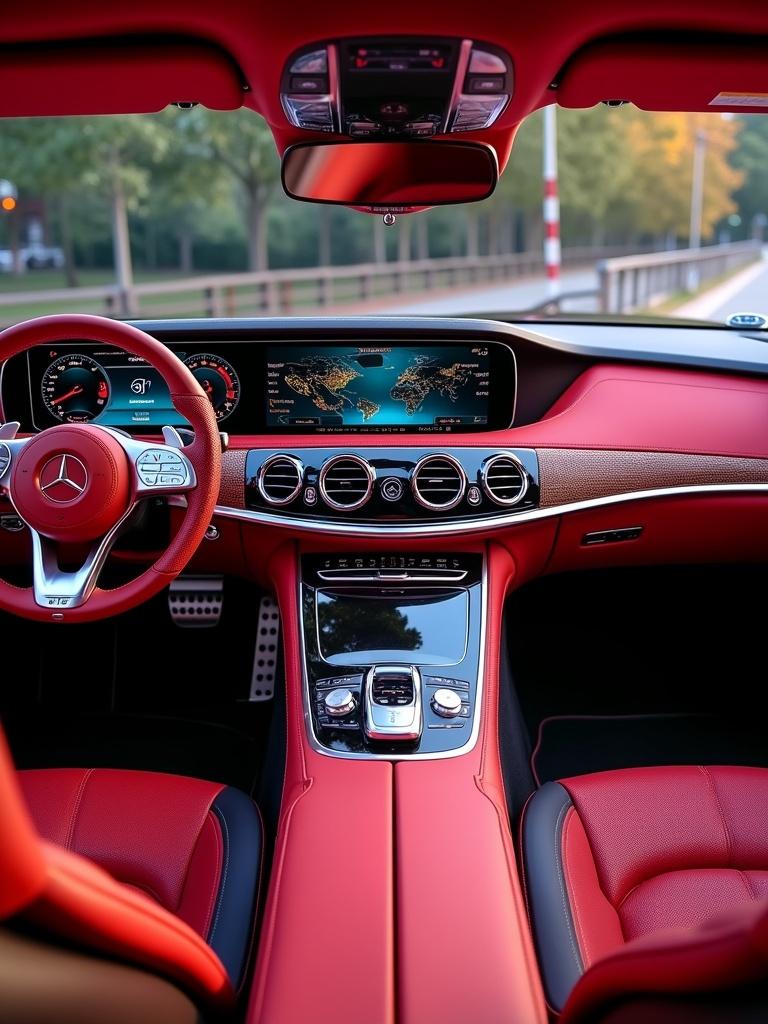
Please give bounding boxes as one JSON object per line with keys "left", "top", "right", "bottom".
{"left": 324, "top": 687, "right": 357, "bottom": 718}
{"left": 431, "top": 688, "right": 463, "bottom": 718}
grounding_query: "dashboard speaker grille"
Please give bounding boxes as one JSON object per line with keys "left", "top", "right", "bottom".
{"left": 257, "top": 454, "right": 304, "bottom": 505}
{"left": 482, "top": 454, "right": 528, "bottom": 505}
{"left": 319, "top": 455, "right": 374, "bottom": 510}
{"left": 411, "top": 454, "right": 467, "bottom": 510}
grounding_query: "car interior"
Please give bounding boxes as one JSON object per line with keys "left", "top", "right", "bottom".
{"left": 2, "top": 3, "right": 768, "bottom": 1023}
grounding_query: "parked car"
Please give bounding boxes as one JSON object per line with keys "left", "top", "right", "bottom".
{"left": 0, "top": 244, "right": 65, "bottom": 271}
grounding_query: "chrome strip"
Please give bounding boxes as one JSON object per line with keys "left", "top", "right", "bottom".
{"left": 446, "top": 39, "right": 474, "bottom": 132}
{"left": 212, "top": 481, "right": 768, "bottom": 537}
{"left": 297, "top": 561, "right": 488, "bottom": 761}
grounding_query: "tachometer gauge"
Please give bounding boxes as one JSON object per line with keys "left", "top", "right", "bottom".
{"left": 41, "top": 354, "right": 110, "bottom": 423}
{"left": 183, "top": 353, "right": 241, "bottom": 422}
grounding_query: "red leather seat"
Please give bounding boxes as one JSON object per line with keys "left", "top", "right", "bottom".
{"left": 522, "top": 766, "right": 768, "bottom": 1017}
{"left": 0, "top": 725, "right": 261, "bottom": 1014}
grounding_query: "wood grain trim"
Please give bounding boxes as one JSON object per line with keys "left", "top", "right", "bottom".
{"left": 217, "top": 449, "right": 247, "bottom": 509}
{"left": 538, "top": 449, "right": 768, "bottom": 508}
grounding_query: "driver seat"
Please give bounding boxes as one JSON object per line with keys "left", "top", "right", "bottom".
{"left": 0, "top": 723, "right": 261, "bottom": 1020}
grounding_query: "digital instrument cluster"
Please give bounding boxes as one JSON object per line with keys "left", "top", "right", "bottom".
{"left": 20, "top": 338, "right": 515, "bottom": 434}
{"left": 29, "top": 346, "right": 242, "bottom": 430}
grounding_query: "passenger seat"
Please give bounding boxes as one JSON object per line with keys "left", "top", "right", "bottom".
{"left": 522, "top": 765, "right": 768, "bottom": 1021}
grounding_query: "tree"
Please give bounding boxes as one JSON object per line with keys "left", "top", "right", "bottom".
{"left": 608, "top": 110, "right": 743, "bottom": 243}
{"left": 731, "top": 115, "right": 768, "bottom": 236}
{"left": 0, "top": 115, "right": 170, "bottom": 291}
{"left": 177, "top": 108, "right": 280, "bottom": 270}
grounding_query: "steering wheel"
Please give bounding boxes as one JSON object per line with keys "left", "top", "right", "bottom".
{"left": 0, "top": 314, "right": 221, "bottom": 623}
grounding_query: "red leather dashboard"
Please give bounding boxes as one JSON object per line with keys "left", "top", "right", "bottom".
{"left": 223, "top": 364, "right": 768, "bottom": 460}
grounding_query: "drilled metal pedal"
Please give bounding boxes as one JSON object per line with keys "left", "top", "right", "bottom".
{"left": 168, "top": 577, "right": 223, "bottom": 627}
{"left": 249, "top": 596, "right": 280, "bottom": 701}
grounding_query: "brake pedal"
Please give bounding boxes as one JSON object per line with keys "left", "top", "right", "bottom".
{"left": 168, "top": 577, "right": 223, "bottom": 627}
{"left": 249, "top": 596, "right": 280, "bottom": 702}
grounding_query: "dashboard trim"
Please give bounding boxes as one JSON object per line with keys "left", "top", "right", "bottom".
{"left": 209, "top": 481, "right": 768, "bottom": 536}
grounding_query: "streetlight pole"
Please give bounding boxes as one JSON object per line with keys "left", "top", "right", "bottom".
{"left": 687, "top": 127, "right": 707, "bottom": 291}
{"left": 542, "top": 104, "right": 561, "bottom": 298}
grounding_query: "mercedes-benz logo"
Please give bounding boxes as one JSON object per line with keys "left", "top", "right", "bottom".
{"left": 39, "top": 454, "right": 88, "bottom": 503}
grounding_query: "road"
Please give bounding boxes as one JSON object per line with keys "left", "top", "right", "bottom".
{"left": 705, "top": 260, "right": 768, "bottom": 322}
{"left": 372, "top": 267, "right": 599, "bottom": 316}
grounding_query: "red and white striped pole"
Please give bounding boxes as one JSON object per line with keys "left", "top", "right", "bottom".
{"left": 542, "top": 104, "right": 561, "bottom": 298}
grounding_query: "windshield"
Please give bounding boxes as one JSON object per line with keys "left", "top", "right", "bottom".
{"left": 0, "top": 107, "right": 765, "bottom": 327}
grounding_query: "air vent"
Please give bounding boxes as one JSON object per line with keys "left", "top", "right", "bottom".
{"left": 319, "top": 454, "right": 375, "bottom": 510}
{"left": 257, "top": 454, "right": 304, "bottom": 506}
{"left": 411, "top": 454, "right": 467, "bottom": 511}
{"left": 481, "top": 453, "right": 528, "bottom": 506}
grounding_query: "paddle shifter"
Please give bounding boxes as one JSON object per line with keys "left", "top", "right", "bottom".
{"left": 363, "top": 665, "right": 423, "bottom": 742}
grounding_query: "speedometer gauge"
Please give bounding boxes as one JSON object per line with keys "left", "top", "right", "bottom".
{"left": 41, "top": 354, "right": 110, "bottom": 423}
{"left": 183, "top": 353, "right": 241, "bottom": 422}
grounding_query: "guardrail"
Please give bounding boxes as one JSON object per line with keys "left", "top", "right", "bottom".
{"left": 0, "top": 245, "right": 643, "bottom": 324}
{"left": 598, "top": 240, "right": 763, "bottom": 314}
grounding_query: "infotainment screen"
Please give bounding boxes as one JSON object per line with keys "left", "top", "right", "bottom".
{"left": 265, "top": 343, "right": 502, "bottom": 432}
{"left": 316, "top": 588, "right": 469, "bottom": 666}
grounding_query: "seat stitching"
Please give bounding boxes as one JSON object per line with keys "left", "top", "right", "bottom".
{"left": 553, "top": 799, "right": 584, "bottom": 975}
{"left": 200, "top": 812, "right": 223, "bottom": 940}
{"left": 174, "top": 787, "right": 224, "bottom": 913}
{"left": 741, "top": 870, "right": 758, "bottom": 901}
{"left": 699, "top": 766, "right": 733, "bottom": 864}
{"left": 561, "top": 807, "right": 594, "bottom": 968}
{"left": 64, "top": 768, "right": 94, "bottom": 851}
{"left": 208, "top": 804, "right": 230, "bottom": 944}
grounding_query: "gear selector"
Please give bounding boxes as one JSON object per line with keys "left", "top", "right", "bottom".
{"left": 363, "top": 665, "right": 422, "bottom": 742}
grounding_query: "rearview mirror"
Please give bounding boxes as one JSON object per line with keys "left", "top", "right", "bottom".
{"left": 281, "top": 141, "right": 498, "bottom": 208}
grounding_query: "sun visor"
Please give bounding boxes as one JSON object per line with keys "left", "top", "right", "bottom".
{"left": 556, "top": 37, "right": 768, "bottom": 114}
{"left": 0, "top": 38, "right": 245, "bottom": 117}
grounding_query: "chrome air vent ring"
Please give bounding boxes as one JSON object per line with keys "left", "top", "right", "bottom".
{"left": 319, "top": 454, "right": 375, "bottom": 510}
{"left": 481, "top": 453, "right": 528, "bottom": 506}
{"left": 411, "top": 453, "right": 467, "bottom": 511}
{"left": 257, "top": 454, "right": 304, "bottom": 506}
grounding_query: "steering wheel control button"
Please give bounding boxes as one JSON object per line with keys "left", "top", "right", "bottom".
{"left": 324, "top": 688, "right": 358, "bottom": 718}
{"left": 0, "top": 443, "right": 11, "bottom": 479}
{"left": 431, "top": 688, "right": 463, "bottom": 718}
{"left": 137, "top": 449, "right": 189, "bottom": 489}
{"left": 381, "top": 476, "right": 404, "bottom": 502}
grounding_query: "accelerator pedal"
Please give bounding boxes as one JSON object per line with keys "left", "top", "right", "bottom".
{"left": 249, "top": 596, "right": 280, "bottom": 702}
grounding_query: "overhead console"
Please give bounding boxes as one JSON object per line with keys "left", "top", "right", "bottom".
{"left": 281, "top": 36, "right": 512, "bottom": 137}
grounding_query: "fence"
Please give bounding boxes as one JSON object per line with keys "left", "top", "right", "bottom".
{"left": 597, "top": 240, "right": 762, "bottom": 314}
{"left": 0, "top": 245, "right": 641, "bottom": 324}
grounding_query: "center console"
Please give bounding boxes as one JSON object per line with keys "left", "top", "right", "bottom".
{"left": 300, "top": 552, "right": 484, "bottom": 758}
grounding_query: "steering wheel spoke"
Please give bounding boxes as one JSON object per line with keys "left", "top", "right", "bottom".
{"left": 0, "top": 423, "right": 30, "bottom": 490}
{"left": 29, "top": 505, "right": 136, "bottom": 610}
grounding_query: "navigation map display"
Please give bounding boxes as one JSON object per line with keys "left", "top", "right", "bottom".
{"left": 265, "top": 343, "right": 497, "bottom": 432}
